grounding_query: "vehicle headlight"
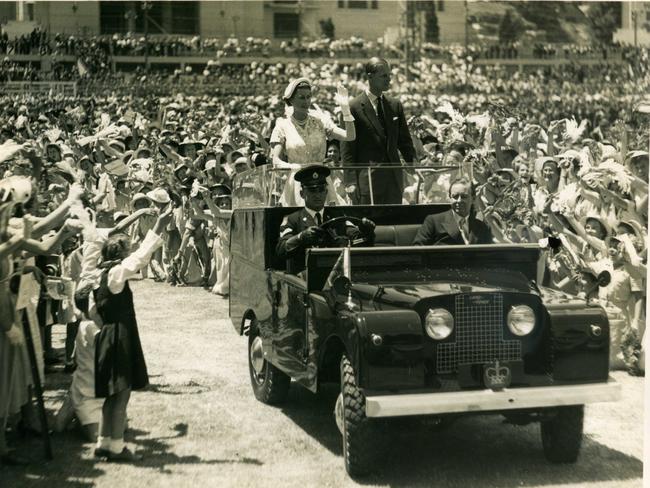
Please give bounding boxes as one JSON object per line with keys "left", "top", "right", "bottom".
{"left": 507, "top": 305, "right": 535, "bottom": 336}
{"left": 425, "top": 308, "right": 454, "bottom": 340}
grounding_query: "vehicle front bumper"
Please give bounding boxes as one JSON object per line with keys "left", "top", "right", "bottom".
{"left": 365, "top": 379, "right": 621, "bottom": 418}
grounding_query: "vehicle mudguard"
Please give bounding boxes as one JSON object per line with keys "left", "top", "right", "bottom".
{"left": 349, "top": 310, "right": 425, "bottom": 391}
{"left": 547, "top": 305, "right": 610, "bottom": 382}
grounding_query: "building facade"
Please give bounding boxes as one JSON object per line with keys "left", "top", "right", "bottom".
{"left": 1, "top": 1, "right": 466, "bottom": 45}
{"left": 614, "top": 1, "right": 650, "bottom": 46}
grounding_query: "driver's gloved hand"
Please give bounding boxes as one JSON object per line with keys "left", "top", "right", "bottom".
{"left": 359, "top": 218, "right": 376, "bottom": 232}
{"left": 299, "top": 226, "right": 325, "bottom": 245}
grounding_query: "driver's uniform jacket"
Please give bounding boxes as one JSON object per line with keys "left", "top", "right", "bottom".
{"left": 276, "top": 208, "right": 372, "bottom": 274}
{"left": 276, "top": 208, "right": 333, "bottom": 274}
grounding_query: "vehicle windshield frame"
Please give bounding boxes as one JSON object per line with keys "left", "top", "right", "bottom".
{"left": 231, "top": 164, "right": 466, "bottom": 208}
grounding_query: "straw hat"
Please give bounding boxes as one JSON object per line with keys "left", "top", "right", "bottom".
{"left": 131, "top": 192, "right": 150, "bottom": 206}
{"left": 580, "top": 214, "right": 611, "bottom": 240}
{"left": 146, "top": 188, "right": 171, "bottom": 205}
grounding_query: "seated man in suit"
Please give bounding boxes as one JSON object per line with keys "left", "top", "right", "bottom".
{"left": 276, "top": 165, "right": 375, "bottom": 274}
{"left": 413, "top": 177, "right": 493, "bottom": 246}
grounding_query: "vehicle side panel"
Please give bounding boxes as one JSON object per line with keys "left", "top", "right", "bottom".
{"left": 546, "top": 304, "right": 610, "bottom": 382}
{"left": 230, "top": 208, "right": 272, "bottom": 333}
{"left": 355, "top": 311, "right": 425, "bottom": 390}
{"left": 268, "top": 272, "right": 311, "bottom": 386}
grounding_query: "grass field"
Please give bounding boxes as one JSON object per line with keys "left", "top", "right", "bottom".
{"left": 1, "top": 280, "right": 645, "bottom": 488}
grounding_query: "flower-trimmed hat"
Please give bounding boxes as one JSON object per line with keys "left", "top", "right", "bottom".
{"left": 282, "top": 77, "right": 312, "bottom": 101}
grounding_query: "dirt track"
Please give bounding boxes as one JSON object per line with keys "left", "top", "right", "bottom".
{"left": 1, "top": 280, "right": 645, "bottom": 488}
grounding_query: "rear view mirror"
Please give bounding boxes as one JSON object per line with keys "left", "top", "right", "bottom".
{"left": 539, "top": 236, "right": 562, "bottom": 251}
{"left": 333, "top": 276, "right": 351, "bottom": 295}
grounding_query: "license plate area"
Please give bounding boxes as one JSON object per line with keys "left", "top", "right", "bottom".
{"left": 458, "top": 360, "right": 524, "bottom": 389}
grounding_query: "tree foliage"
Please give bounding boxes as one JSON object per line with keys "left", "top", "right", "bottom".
{"left": 585, "top": 1, "right": 622, "bottom": 44}
{"left": 498, "top": 10, "right": 525, "bottom": 44}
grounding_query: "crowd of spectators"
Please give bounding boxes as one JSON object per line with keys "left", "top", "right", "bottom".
{"left": 0, "top": 37, "right": 648, "bottom": 465}
{"left": 0, "top": 28, "right": 640, "bottom": 62}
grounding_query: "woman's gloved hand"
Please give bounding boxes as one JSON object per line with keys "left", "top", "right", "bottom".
{"left": 334, "top": 84, "right": 353, "bottom": 121}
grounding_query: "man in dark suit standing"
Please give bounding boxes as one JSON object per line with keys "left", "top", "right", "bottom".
{"left": 276, "top": 165, "right": 375, "bottom": 274}
{"left": 340, "top": 57, "right": 415, "bottom": 204}
{"left": 413, "top": 178, "right": 493, "bottom": 245}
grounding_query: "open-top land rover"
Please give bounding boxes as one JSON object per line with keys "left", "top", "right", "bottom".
{"left": 228, "top": 165, "right": 620, "bottom": 477}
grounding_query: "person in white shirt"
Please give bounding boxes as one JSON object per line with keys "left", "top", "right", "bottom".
{"left": 91, "top": 206, "right": 172, "bottom": 462}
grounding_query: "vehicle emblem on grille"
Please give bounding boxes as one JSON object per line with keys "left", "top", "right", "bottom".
{"left": 469, "top": 295, "right": 491, "bottom": 306}
{"left": 483, "top": 360, "right": 511, "bottom": 391}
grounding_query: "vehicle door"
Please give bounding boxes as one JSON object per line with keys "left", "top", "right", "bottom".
{"left": 271, "top": 271, "right": 309, "bottom": 380}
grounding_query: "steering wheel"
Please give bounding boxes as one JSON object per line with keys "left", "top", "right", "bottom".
{"left": 318, "top": 216, "right": 373, "bottom": 247}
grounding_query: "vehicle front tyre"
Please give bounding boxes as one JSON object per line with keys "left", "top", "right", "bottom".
{"left": 248, "top": 325, "right": 290, "bottom": 405}
{"left": 540, "top": 405, "right": 584, "bottom": 463}
{"left": 339, "top": 354, "right": 376, "bottom": 477}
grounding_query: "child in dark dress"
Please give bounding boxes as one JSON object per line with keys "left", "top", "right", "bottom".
{"left": 92, "top": 207, "right": 172, "bottom": 462}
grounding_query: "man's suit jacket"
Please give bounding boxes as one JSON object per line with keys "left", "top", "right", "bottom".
{"left": 340, "top": 92, "right": 415, "bottom": 204}
{"left": 412, "top": 209, "right": 493, "bottom": 246}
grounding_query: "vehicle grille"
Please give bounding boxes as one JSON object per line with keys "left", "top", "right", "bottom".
{"left": 436, "top": 293, "right": 522, "bottom": 373}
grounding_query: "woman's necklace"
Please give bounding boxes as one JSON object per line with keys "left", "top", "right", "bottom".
{"left": 291, "top": 114, "right": 308, "bottom": 127}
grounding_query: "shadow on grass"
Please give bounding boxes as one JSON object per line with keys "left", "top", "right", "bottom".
{"left": 143, "top": 381, "right": 210, "bottom": 396}
{"left": 356, "top": 416, "right": 643, "bottom": 487}
{"left": 0, "top": 366, "right": 108, "bottom": 488}
{"left": 278, "top": 384, "right": 642, "bottom": 487}
{"left": 126, "top": 423, "right": 263, "bottom": 473}
{"left": 0, "top": 428, "right": 106, "bottom": 488}
{"left": 280, "top": 382, "right": 341, "bottom": 456}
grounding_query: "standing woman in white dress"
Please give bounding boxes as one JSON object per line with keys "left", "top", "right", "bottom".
{"left": 270, "top": 77, "right": 356, "bottom": 206}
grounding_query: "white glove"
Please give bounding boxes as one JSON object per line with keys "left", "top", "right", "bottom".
{"left": 6, "top": 324, "right": 24, "bottom": 346}
{"left": 334, "top": 84, "right": 353, "bottom": 120}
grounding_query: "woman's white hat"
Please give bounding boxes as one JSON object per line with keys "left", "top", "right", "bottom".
{"left": 283, "top": 77, "right": 311, "bottom": 101}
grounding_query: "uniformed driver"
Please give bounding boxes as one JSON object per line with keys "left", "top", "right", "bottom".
{"left": 276, "top": 165, "right": 375, "bottom": 274}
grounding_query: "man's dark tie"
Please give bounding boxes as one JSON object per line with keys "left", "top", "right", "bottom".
{"left": 376, "top": 95, "right": 386, "bottom": 131}
{"left": 315, "top": 212, "right": 322, "bottom": 226}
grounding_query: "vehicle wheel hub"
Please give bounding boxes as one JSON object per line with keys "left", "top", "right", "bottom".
{"left": 335, "top": 393, "right": 344, "bottom": 435}
{"left": 250, "top": 336, "right": 266, "bottom": 379}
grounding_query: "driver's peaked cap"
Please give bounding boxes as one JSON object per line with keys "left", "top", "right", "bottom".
{"left": 295, "top": 164, "right": 331, "bottom": 189}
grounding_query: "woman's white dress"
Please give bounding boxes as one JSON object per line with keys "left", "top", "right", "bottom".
{"left": 270, "top": 114, "right": 347, "bottom": 207}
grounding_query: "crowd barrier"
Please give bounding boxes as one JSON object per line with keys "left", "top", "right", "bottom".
{"left": 1, "top": 81, "right": 77, "bottom": 95}
{"left": 2, "top": 51, "right": 626, "bottom": 71}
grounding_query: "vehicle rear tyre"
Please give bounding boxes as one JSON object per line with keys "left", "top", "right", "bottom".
{"left": 248, "top": 325, "right": 290, "bottom": 405}
{"left": 540, "top": 405, "right": 584, "bottom": 463}
{"left": 340, "top": 354, "right": 376, "bottom": 477}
